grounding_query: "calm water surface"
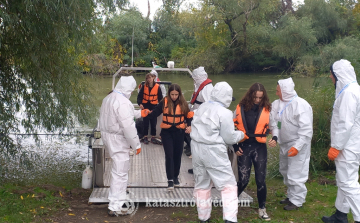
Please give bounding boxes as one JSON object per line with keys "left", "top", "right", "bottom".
{"left": 89, "top": 72, "right": 315, "bottom": 112}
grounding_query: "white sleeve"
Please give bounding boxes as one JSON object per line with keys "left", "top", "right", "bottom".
{"left": 160, "top": 84, "right": 166, "bottom": 98}
{"left": 219, "top": 109, "right": 244, "bottom": 145}
{"left": 115, "top": 103, "right": 141, "bottom": 149}
{"left": 331, "top": 91, "right": 357, "bottom": 150}
{"left": 292, "top": 103, "right": 313, "bottom": 151}
{"left": 269, "top": 101, "right": 279, "bottom": 138}
{"left": 134, "top": 109, "right": 141, "bottom": 119}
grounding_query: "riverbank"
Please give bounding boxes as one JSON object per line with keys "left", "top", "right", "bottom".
{"left": 0, "top": 171, "right": 350, "bottom": 223}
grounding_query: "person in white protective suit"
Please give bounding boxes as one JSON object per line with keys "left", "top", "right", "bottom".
{"left": 190, "top": 82, "right": 244, "bottom": 223}
{"left": 268, "top": 77, "right": 313, "bottom": 211}
{"left": 185, "top": 67, "right": 214, "bottom": 171}
{"left": 322, "top": 59, "right": 360, "bottom": 223}
{"left": 98, "top": 76, "right": 143, "bottom": 216}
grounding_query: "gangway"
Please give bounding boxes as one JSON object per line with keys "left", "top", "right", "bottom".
{"left": 88, "top": 66, "right": 253, "bottom": 206}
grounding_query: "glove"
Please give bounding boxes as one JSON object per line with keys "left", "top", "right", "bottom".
{"left": 136, "top": 148, "right": 141, "bottom": 155}
{"left": 328, "top": 147, "right": 339, "bottom": 160}
{"left": 288, "top": 147, "right": 298, "bottom": 157}
{"left": 141, "top": 109, "right": 150, "bottom": 117}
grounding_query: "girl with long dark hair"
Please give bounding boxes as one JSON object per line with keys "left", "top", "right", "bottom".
{"left": 142, "top": 84, "right": 193, "bottom": 191}
{"left": 233, "top": 82, "right": 273, "bottom": 221}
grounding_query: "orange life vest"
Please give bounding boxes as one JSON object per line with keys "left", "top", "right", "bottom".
{"left": 160, "top": 98, "right": 194, "bottom": 129}
{"left": 142, "top": 83, "right": 159, "bottom": 105}
{"left": 233, "top": 104, "right": 270, "bottom": 143}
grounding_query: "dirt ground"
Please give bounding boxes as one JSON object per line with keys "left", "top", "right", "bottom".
{"left": 40, "top": 186, "right": 255, "bottom": 223}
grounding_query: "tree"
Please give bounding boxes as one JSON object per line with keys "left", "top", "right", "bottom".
{"left": 105, "top": 9, "right": 150, "bottom": 66}
{"left": 0, "top": 0, "right": 127, "bottom": 156}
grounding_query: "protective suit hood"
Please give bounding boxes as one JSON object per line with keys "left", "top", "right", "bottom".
{"left": 332, "top": 59, "right": 357, "bottom": 96}
{"left": 192, "top": 67, "right": 208, "bottom": 92}
{"left": 150, "top": 69, "right": 159, "bottom": 81}
{"left": 114, "top": 76, "right": 136, "bottom": 99}
{"left": 210, "top": 82, "right": 233, "bottom": 108}
{"left": 278, "top": 77, "right": 297, "bottom": 102}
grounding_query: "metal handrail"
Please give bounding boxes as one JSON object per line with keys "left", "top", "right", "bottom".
{"left": 112, "top": 67, "right": 193, "bottom": 90}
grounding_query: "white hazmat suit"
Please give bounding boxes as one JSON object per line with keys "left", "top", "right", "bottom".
{"left": 269, "top": 77, "right": 313, "bottom": 208}
{"left": 190, "top": 67, "right": 213, "bottom": 111}
{"left": 190, "top": 82, "right": 244, "bottom": 222}
{"left": 98, "top": 76, "right": 141, "bottom": 212}
{"left": 330, "top": 59, "right": 360, "bottom": 221}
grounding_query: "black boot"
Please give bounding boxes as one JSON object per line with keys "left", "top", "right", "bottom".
{"left": 224, "top": 220, "right": 237, "bottom": 223}
{"left": 322, "top": 209, "right": 348, "bottom": 223}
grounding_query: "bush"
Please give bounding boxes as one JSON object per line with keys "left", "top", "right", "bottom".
{"left": 302, "top": 79, "right": 336, "bottom": 172}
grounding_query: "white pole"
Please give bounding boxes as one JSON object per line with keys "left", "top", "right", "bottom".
{"left": 131, "top": 27, "right": 134, "bottom": 67}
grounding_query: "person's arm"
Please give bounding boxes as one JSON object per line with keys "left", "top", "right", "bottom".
{"left": 137, "top": 85, "right": 144, "bottom": 106}
{"left": 269, "top": 101, "right": 279, "bottom": 140}
{"left": 292, "top": 101, "right": 313, "bottom": 152}
{"left": 331, "top": 91, "right": 357, "bottom": 151}
{"left": 157, "top": 85, "right": 163, "bottom": 102}
{"left": 115, "top": 102, "right": 141, "bottom": 150}
{"left": 147, "top": 100, "right": 164, "bottom": 119}
{"left": 219, "top": 109, "right": 245, "bottom": 145}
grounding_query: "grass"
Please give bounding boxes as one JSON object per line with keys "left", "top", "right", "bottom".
{"left": 0, "top": 184, "right": 68, "bottom": 223}
{"left": 180, "top": 172, "right": 354, "bottom": 223}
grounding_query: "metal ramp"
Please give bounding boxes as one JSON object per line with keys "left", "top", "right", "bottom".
{"left": 89, "top": 141, "right": 253, "bottom": 204}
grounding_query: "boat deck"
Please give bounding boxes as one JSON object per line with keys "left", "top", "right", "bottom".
{"left": 89, "top": 141, "right": 253, "bottom": 204}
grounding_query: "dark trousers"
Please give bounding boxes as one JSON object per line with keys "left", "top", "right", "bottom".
{"left": 143, "top": 115, "right": 157, "bottom": 136}
{"left": 237, "top": 141, "right": 267, "bottom": 209}
{"left": 161, "top": 128, "right": 185, "bottom": 181}
{"left": 184, "top": 133, "right": 191, "bottom": 148}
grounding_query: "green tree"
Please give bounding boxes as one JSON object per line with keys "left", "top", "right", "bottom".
{"left": 105, "top": 9, "right": 150, "bottom": 66}
{"left": 0, "top": 0, "right": 126, "bottom": 156}
{"left": 272, "top": 15, "right": 317, "bottom": 70}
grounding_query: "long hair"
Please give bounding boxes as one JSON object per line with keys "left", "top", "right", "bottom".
{"left": 145, "top": 73, "right": 156, "bottom": 87}
{"left": 164, "top": 84, "right": 190, "bottom": 116}
{"left": 239, "top": 82, "right": 271, "bottom": 112}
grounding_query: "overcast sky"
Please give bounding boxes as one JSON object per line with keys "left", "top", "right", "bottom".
{"left": 129, "top": 0, "right": 305, "bottom": 20}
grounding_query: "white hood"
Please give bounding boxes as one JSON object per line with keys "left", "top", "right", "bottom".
{"left": 332, "top": 59, "right": 357, "bottom": 96}
{"left": 114, "top": 76, "right": 136, "bottom": 99}
{"left": 192, "top": 67, "right": 208, "bottom": 92}
{"left": 150, "top": 69, "right": 159, "bottom": 80}
{"left": 210, "top": 82, "right": 233, "bottom": 108}
{"left": 278, "top": 77, "right": 297, "bottom": 102}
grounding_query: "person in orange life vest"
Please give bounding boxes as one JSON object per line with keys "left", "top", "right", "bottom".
{"left": 141, "top": 84, "right": 193, "bottom": 191}
{"left": 232, "top": 83, "right": 273, "bottom": 221}
{"left": 137, "top": 72, "right": 163, "bottom": 145}
{"left": 186, "top": 67, "right": 213, "bottom": 173}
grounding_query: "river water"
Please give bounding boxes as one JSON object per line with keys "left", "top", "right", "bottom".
{"left": 17, "top": 72, "right": 316, "bottom": 164}
{"left": 90, "top": 72, "right": 315, "bottom": 112}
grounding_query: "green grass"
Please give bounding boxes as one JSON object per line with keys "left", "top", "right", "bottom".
{"left": 178, "top": 172, "right": 354, "bottom": 223}
{"left": 0, "top": 184, "right": 68, "bottom": 223}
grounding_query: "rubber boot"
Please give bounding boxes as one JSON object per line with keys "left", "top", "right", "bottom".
{"left": 321, "top": 209, "right": 348, "bottom": 223}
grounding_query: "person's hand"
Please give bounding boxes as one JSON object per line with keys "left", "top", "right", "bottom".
{"left": 328, "top": 147, "right": 340, "bottom": 160}
{"left": 185, "top": 126, "right": 191, "bottom": 134}
{"left": 235, "top": 147, "right": 243, "bottom": 156}
{"left": 136, "top": 148, "right": 141, "bottom": 155}
{"left": 268, "top": 139, "right": 277, "bottom": 148}
{"left": 141, "top": 109, "right": 150, "bottom": 117}
{"left": 288, "top": 147, "right": 298, "bottom": 157}
{"left": 139, "top": 104, "right": 144, "bottom": 110}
